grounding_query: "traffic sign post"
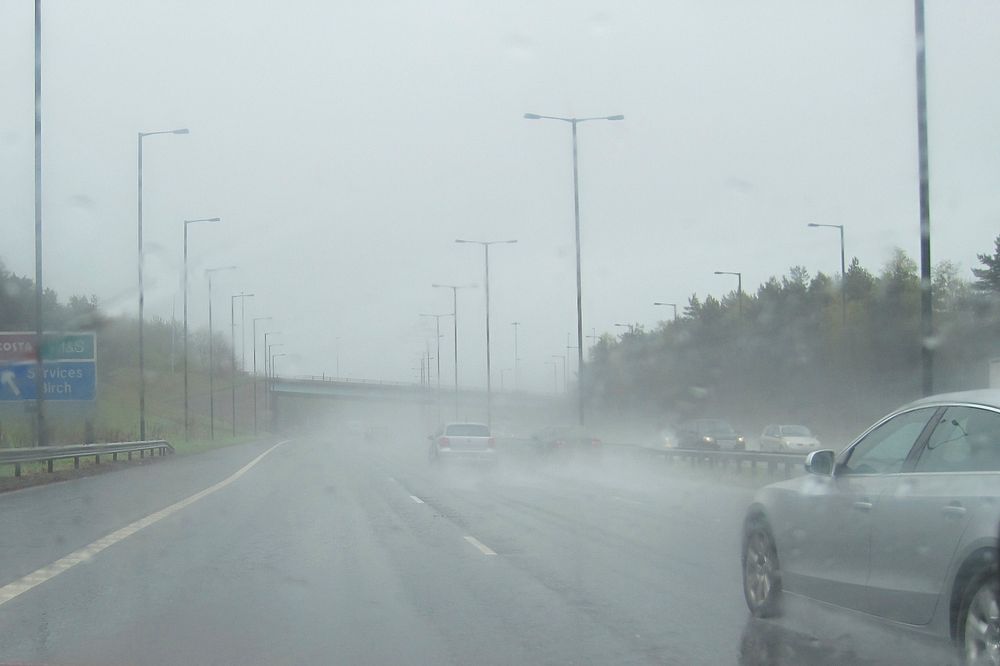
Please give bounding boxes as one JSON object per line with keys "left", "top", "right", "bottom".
{"left": 0, "top": 332, "right": 96, "bottom": 402}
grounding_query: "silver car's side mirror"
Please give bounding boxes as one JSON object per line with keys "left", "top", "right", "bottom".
{"left": 805, "top": 449, "right": 835, "bottom": 476}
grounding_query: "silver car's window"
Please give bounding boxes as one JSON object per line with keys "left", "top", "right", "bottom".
{"left": 445, "top": 424, "right": 490, "bottom": 437}
{"left": 915, "top": 407, "right": 1000, "bottom": 473}
{"left": 780, "top": 425, "right": 811, "bottom": 437}
{"left": 842, "top": 408, "right": 935, "bottom": 475}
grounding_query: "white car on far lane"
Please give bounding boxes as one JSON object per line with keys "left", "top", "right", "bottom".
{"left": 758, "top": 424, "right": 822, "bottom": 453}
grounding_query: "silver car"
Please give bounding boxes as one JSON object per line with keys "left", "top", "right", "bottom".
{"left": 759, "top": 424, "right": 822, "bottom": 453}
{"left": 742, "top": 389, "right": 1000, "bottom": 664}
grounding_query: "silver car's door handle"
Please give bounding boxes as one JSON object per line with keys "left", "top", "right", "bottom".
{"left": 853, "top": 500, "right": 874, "bottom": 512}
{"left": 942, "top": 504, "right": 967, "bottom": 518}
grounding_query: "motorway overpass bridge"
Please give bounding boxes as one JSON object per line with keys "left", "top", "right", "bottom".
{"left": 269, "top": 375, "right": 570, "bottom": 433}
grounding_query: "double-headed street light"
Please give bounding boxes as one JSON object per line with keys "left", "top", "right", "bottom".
{"left": 551, "top": 354, "right": 567, "bottom": 393}
{"left": 205, "top": 265, "right": 235, "bottom": 440}
{"left": 714, "top": 271, "right": 743, "bottom": 318}
{"left": 807, "top": 223, "right": 847, "bottom": 326}
{"left": 263, "top": 332, "right": 280, "bottom": 408}
{"left": 138, "top": 127, "right": 188, "bottom": 441}
{"left": 614, "top": 323, "right": 636, "bottom": 335}
{"left": 523, "top": 111, "right": 624, "bottom": 426}
{"left": 183, "top": 216, "right": 220, "bottom": 439}
{"left": 420, "top": 313, "right": 453, "bottom": 393}
{"left": 454, "top": 239, "right": 517, "bottom": 427}
{"left": 432, "top": 283, "right": 474, "bottom": 417}
{"left": 230, "top": 292, "right": 254, "bottom": 437}
{"left": 251, "top": 316, "right": 271, "bottom": 435}
{"left": 511, "top": 321, "right": 521, "bottom": 391}
{"left": 653, "top": 302, "right": 678, "bottom": 320}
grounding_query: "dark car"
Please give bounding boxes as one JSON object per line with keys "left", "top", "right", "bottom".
{"left": 676, "top": 418, "right": 746, "bottom": 450}
{"left": 531, "top": 425, "right": 602, "bottom": 458}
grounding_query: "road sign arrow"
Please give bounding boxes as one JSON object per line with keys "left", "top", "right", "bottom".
{"left": 1, "top": 370, "right": 21, "bottom": 397}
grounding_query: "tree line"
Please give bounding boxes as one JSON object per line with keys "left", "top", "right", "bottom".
{"left": 586, "top": 236, "right": 1000, "bottom": 442}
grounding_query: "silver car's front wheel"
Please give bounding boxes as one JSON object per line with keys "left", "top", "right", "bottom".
{"left": 743, "top": 525, "right": 782, "bottom": 617}
{"left": 963, "top": 573, "right": 1000, "bottom": 666}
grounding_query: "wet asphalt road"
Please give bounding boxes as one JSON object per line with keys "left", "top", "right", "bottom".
{"left": 0, "top": 434, "right": 962, "bottom": 665}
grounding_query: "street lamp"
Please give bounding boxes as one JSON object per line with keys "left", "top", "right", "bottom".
{"left": 511, "top": 321, "right": 521, "bottom": 391}
{"left": 432, "top": 283, "right": 474, "bottom": 418}
{"left": 138, "top": 126, "right": 188, "bottom": 440}
{"left": 420, "top": 313, "right": 453, "bottom": 394}
{"left": 230, "top": 292, "right": 254, "bottom": 437}
{"left": 251, "top": 316, "right": 271, "bottom": 435}
{"left": 807, "top": 223, "right": 847, "bottom": 326}
{"left": 552, "top": 354, "right": 567, "bottom": 392}
{"left": 271, "top": 353, "right": 287, "bottom": 384}
{"left": 653, "top": 302, "right": 678, "bottom": 320}
{"left": 524, "top": 111, "right": 624, "bottom": 426}
{"left": 263, "top": 332, "right": 280, "bottom": 408}
{"left": 544, "top": 360, "right": 559, "bottom": 394}
{"left": 455, "top": 239, "right": 517, "bottom": 428}
{"left": 714, "top": 271, "right": 743, "bottom": 318}
{"left": 205, "top": 265, "right": 235, "bottom": 440}
{"left": 614, "top": 323, "right": 636, "bottom": 335}
{"left": 183, "top": 216, "right": 220, "bottom": 439}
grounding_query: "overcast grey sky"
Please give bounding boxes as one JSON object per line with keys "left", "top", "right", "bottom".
{"left": 1, "top": 1, "right": 998, "bottom": 391}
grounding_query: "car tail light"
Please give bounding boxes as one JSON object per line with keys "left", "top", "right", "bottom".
{"left": 487, "top": 437, "right": 496, "bottom": 449}
{"left": 555, "top": 439, "right": 565, "bottom": 447}
{"left": 438, "top": 436, "right": 450, "bottom": 448}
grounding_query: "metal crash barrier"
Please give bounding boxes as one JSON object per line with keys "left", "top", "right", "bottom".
{"left": 0, "top": 440, "right": 174, "bottom": 477}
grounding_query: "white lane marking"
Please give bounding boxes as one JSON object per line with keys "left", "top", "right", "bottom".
{"left": 0, "top": 439, "right": 292, "bottom": 608}
{"left": 612, "top": 495, "right": 644, "bottom": 505}
{"left": 409, "top": 495, "right": 424, "bottom": 504}
{"left": 463, "top": 535, "right": 497, "bottom": 556}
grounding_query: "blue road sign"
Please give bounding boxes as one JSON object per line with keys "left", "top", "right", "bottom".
{"left": 0, "top": 361, "right": 97, "bottom": 401}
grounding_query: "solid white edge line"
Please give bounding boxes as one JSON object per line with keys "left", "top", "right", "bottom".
{"left": 0, "top": 439, "right": 292, "bottom": 608}
{"left": 409, "top": 495, "right": 424, "bottom": 504}
{"left": 463, "top": 535, "right": 497, "bottom": 556}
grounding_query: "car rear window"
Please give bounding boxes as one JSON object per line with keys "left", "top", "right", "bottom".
{"left": 445, "top": 424, "right": 490, "bottom": 437}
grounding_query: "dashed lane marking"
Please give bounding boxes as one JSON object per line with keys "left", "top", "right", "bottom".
{"left": 463, "top": 535, "right": 497, "bottom": 556}
{"left": 0, "top": 439, "right": 292, "bottom": 608}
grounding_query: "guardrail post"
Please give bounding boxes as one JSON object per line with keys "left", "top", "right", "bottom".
{"left": 47, "top": 458, "right": 53, "bottom": 473}
{"left": 14, "top": 463, "right": 21, "bottom": 477}
{"left": 112, "top": 452, "right": 118, "bottom": 462}
{"left": 95, "top": 454, "right": 100, "bottom": 465}
{"left": 128, "top": 451, "right": 132, "bottom": 461}
{"left": 74, "top": 456, "right": 79, "bottom": 469}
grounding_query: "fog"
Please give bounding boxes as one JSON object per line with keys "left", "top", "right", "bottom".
{"left": 2, "top": 1, "right": 999, "bottom": 392}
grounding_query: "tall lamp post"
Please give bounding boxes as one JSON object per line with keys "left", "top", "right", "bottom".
{"left": 523, "top": 111, "right": 624, "bottom": 426}
{"left": 545, "top": 360, "right": 559, "bottom": 394}
{"left": 266, "top": 341, "right": 284, "bottom": 406}
{"left": 511, "top": 321, "right": 521, "bottom": 391}
{"left": 251, "top": 316, "right": 271, "bottom": 435}
{"left": 432, "top": 283, "right": 474, "bottom": 418}
{"left": 807, "top": 223, "right": 847, "bottom": 326}
{"left": 455, "top": 239, "right": 517, "bottom": 428}
{"left": 138, "top": 127, "right": 189, "bottom": 440}
{"left": 551, "top": 354, "right": 567, "bottom": 393}
{"left": 714, "top": 271, "right": 743, "bottom": 318}
{"left": 230, "top": 292, "right": 254, "bottom": 437}
{"left": 614, "top": 323, "right": 636, "bottom": 335}
{"left": 183, "top": 216, "right": 220, "bottom": 439}
{"left": 263, "top": 332, "right": 280, "bottom": 408}
{"left": 914, "top": 0, "right": 933, "bottom": 395}
{"left": 653, "top": 302, "right": 678, "bottom": 320}
{"left": 32, "top": 0, "right": 44, "bottom": 446}
{"left": 205, "top": 266, "right": 235, "bottom": 440}
{"left": 420, "top": 313, "right": 453, "bottom": 393}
